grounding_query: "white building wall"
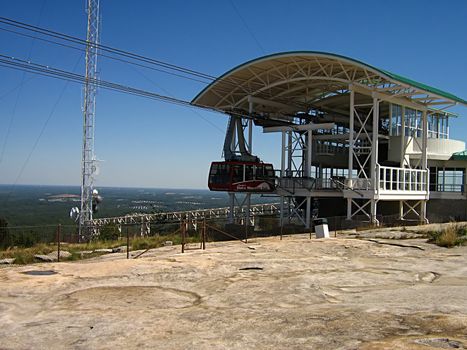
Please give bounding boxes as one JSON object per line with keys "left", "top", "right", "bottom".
{"left": 388, "top": 136, "right": 465, "bottom": 162}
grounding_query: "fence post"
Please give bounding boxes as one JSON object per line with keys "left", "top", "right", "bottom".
{"left": 126, "top": 225, "right": 130, "bottom": 259}
{"left": 335, "top": 216, "right": 337, "bottom": 238}
{"left": 56, "top": 224, "right": 61, "bottom": 262}
{"left": 244, "top": 216, "right": 248, "bottom": 244}
{"left": 181, "top": 220, "right": 185, "bottom": 253}
{"left": 202, "top": 218, "right": 206, "bottom": 250}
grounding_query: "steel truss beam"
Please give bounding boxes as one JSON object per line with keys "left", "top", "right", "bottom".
{"left": 346, "top": 86, "right": 380, "bottom": 224}
{"left": 277, "top": 126, "right": 311, "bottom": 228}
{"left": 347, "top": 198, "right": 379, "bottom": 224}
{"left": 92, "top": 203, "right": 282, "bottom": 235}
{"left": 203, "top": 55, "right": 458, "bottom": 116}
{"left": 267, "top": 121, "right": 336, "bottom": 228}
{"left": 399, "top": 200, "right": 428, "bottom": 224}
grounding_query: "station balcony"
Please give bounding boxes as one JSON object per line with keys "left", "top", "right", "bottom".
{"left": 343, "top": 165, "right": 429, "bottom": 200}
{"left": 275, "top": 166, "right": 429, "bottom": 201}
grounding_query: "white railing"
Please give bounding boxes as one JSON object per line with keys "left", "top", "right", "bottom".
{"left": 344, "top": 166, "right": 428, "bottom": 194}
{"left": 378, "top": 166, "right": 428, "bottom": 192}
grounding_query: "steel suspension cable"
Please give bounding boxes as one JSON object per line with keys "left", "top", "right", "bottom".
{"left": 0, "top": 54, "right": 259, "bottom": 120}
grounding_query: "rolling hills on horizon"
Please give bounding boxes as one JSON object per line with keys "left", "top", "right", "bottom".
{"left": 0, "top": 184, "right": 276, "bottom": 227}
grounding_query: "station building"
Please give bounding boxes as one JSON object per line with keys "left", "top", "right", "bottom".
{"left": 192, "top": 52, "right": 467, "bottom": 227}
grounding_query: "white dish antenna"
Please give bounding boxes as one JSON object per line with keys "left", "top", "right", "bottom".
{"left": 70, "top": 207, "right": 80, "bottom": 222}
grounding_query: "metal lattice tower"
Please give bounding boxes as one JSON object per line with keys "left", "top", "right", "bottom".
{"left": 79, "top": 0, "right": 100, "bottom": 238}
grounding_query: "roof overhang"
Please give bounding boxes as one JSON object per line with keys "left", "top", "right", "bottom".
{"left": 192, "top": 51, "right": 467, "bottom": 117}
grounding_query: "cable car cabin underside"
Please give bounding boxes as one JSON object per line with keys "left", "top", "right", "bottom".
{"left": 208, "top": 161, "right": 275, "bottom": 193}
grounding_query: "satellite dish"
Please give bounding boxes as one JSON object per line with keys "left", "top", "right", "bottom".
{"left": 92, "top": 163, "right": 100, "bottom": 176}
{"left": 92, "top": 158, "right": 104, "bottom": 177}
{"left": 70, "top": 207, "right": 80, "bottom": 222}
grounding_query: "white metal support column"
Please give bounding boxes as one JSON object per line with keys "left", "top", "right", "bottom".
{"left": 287, "top": 131, "right": 293, "bottom": 176}
{"left": 305, "top": 129, "right": 312, "bottom": 228}
{"left": 370, "top": 95, "right": 380, "bottom": 225}
{"left": 287, "top": 130, "right": 293, "bottom": 223}
{"left": 346, "top": 92, "right": 379, "bottom": 225}
{"left": 400, "top": 105, "right": 410, "bottom": 168}
{"left": 347, "top": 87, "right": 354, "bottom": 220}
{"left": 399, "top": 105, "right": 406, "bottom": 220}
{"left": 420, "top": 109, "right": 428, "bottom": 224}
{"left": 280, "top": 131, "right": 286, "bottom": 226}
{"left": 389, "top": 102, "right": 393, "bottom": 136}
{"left": 306, "top": 130, "right": 312, "bottom": 177}
{"left": 422, "top": 110, "right": 428, "bottom": 171}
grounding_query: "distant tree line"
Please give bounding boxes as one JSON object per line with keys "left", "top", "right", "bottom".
{"left": 0, "top": 218, "right": 56, "bottom": 249}
{"left": 0, "top": 218, "right": 11, "bottom": 249}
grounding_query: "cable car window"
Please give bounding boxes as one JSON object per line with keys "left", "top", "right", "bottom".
{"left": 208, "top": 163, "right": 219, "bottom": 184}
{"left": 232, "top": 165, "right": 243, "bottom": 183}
{"left": 245, "top": 164, "right": 254, "bottom": 181}
{"left": 209, "top": 163, "right": 230, "bottom": 184}
{"left": 256, "top": 165, "right": 265, "bottom": 179}
{"left": 265, "top": 164, "right": 275, "bottom": 178}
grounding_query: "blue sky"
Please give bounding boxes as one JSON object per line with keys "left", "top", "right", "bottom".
{"left": 1, "top": 0, "right": 466, "bottom": 189}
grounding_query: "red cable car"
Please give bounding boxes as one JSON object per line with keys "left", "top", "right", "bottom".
{"left": 208, "top": 161, "right": 276, "bottom": 192}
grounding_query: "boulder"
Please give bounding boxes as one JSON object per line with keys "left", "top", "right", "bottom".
{"left": 0, "top": 258, "right": 15, "bottom": 264}
{"left": 112, "top": 246, "right": 128, "bottom": 253}
{"left": 48, "top": 251, "right": 72, "bottom": 260}
{"left": 79, "top": 250, "right": 94, "bottom": 258}
{"left": 34, "top": 251, "right": 72, "bottom": 262}
{"left": 34, "top": 254, "right": 55, "bottom": 262}
{"left": 94, "top": 248, "right": 113, "bottom": 253}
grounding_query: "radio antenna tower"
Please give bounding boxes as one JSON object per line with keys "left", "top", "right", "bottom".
{"left": 79, "top": 0, "right": 100, "bottom": 238}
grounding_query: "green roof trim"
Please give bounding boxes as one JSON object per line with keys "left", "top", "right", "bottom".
{"left": 451, "top": 150, "right": 467, "bottom": 161}
{"left": 192, "top": 51, "right": 467, "bottom": 106}
{"left": 381, "top": 70, "right": 467, "bottom": 105}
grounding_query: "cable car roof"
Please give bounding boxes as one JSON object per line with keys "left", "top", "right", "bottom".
{"left": 192, "top": 51, "right": 467, "bottom": 117}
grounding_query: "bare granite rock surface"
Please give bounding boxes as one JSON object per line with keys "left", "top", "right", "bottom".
{"left": 34, "top": 251, "right": 72, "bottom": 262}
{"left": 1, "top": 234, "right": 466, "bottom": 349}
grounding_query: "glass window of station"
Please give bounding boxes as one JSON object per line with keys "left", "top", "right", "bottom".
{"left": 389, "top": 104, "right": 449, "bottom": 139}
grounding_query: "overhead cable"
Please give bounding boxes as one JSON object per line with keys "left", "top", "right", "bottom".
{"left": 0, "top": 54, "right": 257, "bottom": 120}
{"left": 0, "top": 16, "right": 265, "bottom": 93}
{"left": 0, "top": 16, "right": 216, "bottom": 81}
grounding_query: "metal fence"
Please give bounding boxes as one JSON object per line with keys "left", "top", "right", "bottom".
{"left": 0, "top": 213, "right": 454, "bottom": 264}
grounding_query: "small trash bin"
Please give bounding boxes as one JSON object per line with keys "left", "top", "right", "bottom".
{"left": 313, "top": 218, "right": 329, "bottom": 238}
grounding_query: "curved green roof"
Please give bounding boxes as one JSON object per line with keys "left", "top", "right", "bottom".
{"left": 382, "top": 70, "right": 467, "bottom": 106}
{"left": 192, "top": 51, "right": 467, "bottom": 106}
{"left": 452, "top": 150, "right": 467, "bottom": 161}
